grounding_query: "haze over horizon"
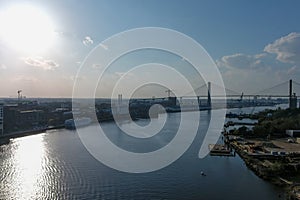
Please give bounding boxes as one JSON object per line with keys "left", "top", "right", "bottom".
{"left": 0, "top": 0, "right": 300, "bottom": 98}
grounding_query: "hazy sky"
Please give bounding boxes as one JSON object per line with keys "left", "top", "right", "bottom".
{"left": 0, "top": 0, "right": 300, "bottom": 98}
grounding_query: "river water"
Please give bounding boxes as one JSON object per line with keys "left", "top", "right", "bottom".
{"left": 0, "top": 106, "right": 287, "bottom": 200}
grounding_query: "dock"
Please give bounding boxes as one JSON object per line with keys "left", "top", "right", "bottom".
{"left": 209, "top": 144, "right": 235, "bottom": 157}
{"left": 224, "top": 121, "right": 257, "bottom": 128}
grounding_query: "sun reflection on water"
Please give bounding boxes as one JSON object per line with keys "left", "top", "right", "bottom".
{"left": 9, "top": 134, "right": 46, "bottom": 200}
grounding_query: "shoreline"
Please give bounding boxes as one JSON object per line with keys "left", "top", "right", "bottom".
{"left": 230, "top": 140, "right": 299, "bottom": 199}
{"left": 0, "top": 103, "right": 272, "bottom": 142}
{"left": 225, "top": 106, "right": 300, "bottom": 199}
{"left": 0, "top": 125, "right": 65, "bottom": 142}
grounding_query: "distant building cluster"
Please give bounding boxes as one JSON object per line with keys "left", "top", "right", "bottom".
{"left": 0, "top": 92, "right": 296, "bottom": 136}
{"left": 0, "top": 97, "right": 178, "bottom": 134}
{"left": 1, "top": 100, "right": 72, "bottom": 134}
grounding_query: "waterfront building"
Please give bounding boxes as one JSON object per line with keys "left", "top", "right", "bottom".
{"left": 16, "top": 110, "right": 46, "bottom": 128}
{"left": 286, "top": 130, "right": 300, "bottom": 138}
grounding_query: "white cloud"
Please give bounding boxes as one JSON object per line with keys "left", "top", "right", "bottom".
{"left": 216, "top": 32, "right": 300, "bottom": 93}
{"left": 264, "top": 32, "right": 300, "bottom": 64}
{"left": 254, "top": 53, "right": 267, "bottom": 59}
{"left": 217, "top": 32, "right": 300, "bottom": 70}
{"left": 217, "top": 53, "right": 266, "bottom": 69}
{"left": 24, "top": 57, "right": 59, "bottom": 70}
{"left": 83, "top": 36, "right": 94, "bottom": 46}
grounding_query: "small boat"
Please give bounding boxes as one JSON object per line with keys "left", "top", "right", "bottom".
{"left": 65, "top": 117, "right": 92, "bottom": 129}
{"left": 201, "top": 171, "right": 206, "bottom": 176}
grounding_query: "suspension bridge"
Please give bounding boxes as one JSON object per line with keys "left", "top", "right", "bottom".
{"left": 126, "top": 79, "right": 300, "bottom": 112}
{"left": 178, "top": 79, "right": 300, "bottom": 110}
{"left": 183, "top": 80, "right": 300, "bottom": 98}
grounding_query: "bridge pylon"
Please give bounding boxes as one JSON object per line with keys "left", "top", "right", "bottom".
{"left": 289, "top": 79, "right": 297, "bottom": 109}
{"left": 207, "top": 82, "right": 211, "bottom": 109}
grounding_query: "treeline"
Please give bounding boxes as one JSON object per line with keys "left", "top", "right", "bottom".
{"left": 254, "top": 108, "right": 300, "bottom": 136}
{"left": 233, "top": 107, "right": 300, "bottom": 137}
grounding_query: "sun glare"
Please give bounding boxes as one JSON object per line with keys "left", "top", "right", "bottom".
{"left": 0, "top": 4, "right": 55, "bottom": 53}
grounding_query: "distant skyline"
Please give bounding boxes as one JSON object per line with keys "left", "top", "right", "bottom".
{"left": 0, "top": 0, "right": 300, "bottom": 98}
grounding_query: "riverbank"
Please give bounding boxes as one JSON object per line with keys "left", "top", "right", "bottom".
{"left": 224, "top": 107, "right": 300, "bottom": 199}
{"left": 0, "top": 125, "right": 65, "bottom": 143}
{"left": 229, "top": 137, "right": 300, "bottom": 199}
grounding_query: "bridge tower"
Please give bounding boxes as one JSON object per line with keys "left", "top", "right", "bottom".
{"left": 207, "top": 82, "right": 212, "bottom": 109}
{"left": 289, "top": 79, "right": 297, "bottom": 109}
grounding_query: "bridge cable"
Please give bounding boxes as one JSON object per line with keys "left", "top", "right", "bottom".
{"left": 252, "top": 80, "right": 289, "bottom": 96}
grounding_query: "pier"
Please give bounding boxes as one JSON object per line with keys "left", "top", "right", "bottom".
{"left": 208, "top": 144, "right": 235, "bottom": 157}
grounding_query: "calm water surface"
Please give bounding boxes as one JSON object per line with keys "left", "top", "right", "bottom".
{"left": 0, "top": 107, "right": 286, "bottom": 199}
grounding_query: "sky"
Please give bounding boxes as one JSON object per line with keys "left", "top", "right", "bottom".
{"left": 0, "top": 0, "right": 300, "bottom": 98}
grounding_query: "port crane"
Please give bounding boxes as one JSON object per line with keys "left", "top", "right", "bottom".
{"left": 165, "top": 89, "right": 176, "bottom": 97}
{"left": 17, "top": 90, "right": 22, "bottom": 100}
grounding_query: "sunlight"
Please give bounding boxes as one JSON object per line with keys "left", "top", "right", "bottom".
{"left": 10, "top": 134, "right": 46, "bottom": 200}
{"left": 0, "top": 4, "right": 55, "bottom": 53}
